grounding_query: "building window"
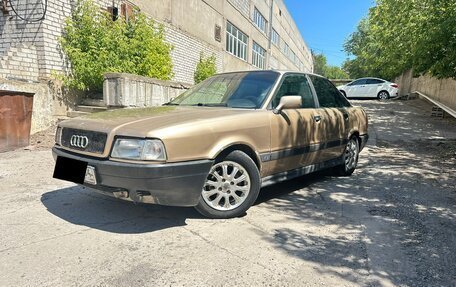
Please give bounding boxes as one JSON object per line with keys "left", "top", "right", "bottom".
{"left": 226, "top": 21, "right": 248, "bottom": 61}
{"left": 252, "top": 42, "right": 266, "bottom": 69}
{"left": 282, "top": 42, "right": 289, "bottom": 57}
{"left": 253, "top": 7, "right": 267, "bottom": 33}
{"left": 271, "top": 28, "right": 279, "bottom": 46}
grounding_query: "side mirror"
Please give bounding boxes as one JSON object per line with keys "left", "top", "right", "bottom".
{"left": 273, "top": 96, "right": 302, "bottom": 114}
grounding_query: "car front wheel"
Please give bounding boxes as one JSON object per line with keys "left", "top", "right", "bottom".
{"left": 194, "top": 151, "right": 261, "bottom": 219}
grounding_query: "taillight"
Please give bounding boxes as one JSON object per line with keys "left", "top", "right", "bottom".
{"left": 390, "top": 83, "right": 399, "bottom": 88}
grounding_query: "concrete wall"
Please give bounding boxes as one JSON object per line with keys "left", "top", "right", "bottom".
{"left": 1, "top": 0, "right": 312, "bottom": 85}
{"left": 103, "top": 73, "right": 190, "bottom": 107}
{"left": 395, "top": 70, "right": 456, "bottom": 111}
{"left": 132, "top": 0, "right": 313, "bottom": 83}
{"left": 0, "top": 0, "right": 312, "bottom": 133}
{"left": 0, "top": 78, "right": 59, "bottom": 134}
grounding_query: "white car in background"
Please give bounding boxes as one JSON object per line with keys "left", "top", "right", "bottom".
{"left": 337, "top": 78, "right": 399, "bottom": 100}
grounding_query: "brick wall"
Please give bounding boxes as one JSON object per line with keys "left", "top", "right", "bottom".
{"left": 228, "top": 0, "right": 250, "bottom": 17}
{"left": 165, "top": 24, "right": 222, "bottom": 84}
{"left": 0, "top": 0, "right": 113, "bottom": 82}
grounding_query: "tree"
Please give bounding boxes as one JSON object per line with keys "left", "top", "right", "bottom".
{"left": 194, "top": 53, "right": 217, "bottom": 84}
{"left": 343, "top": 0, "right": 456, "bottom": 80}
{"left": 312, "top": 52, "right": 327, "bottom": 76}
{"left": 312, "top": 51, "right": 349, "bottom": 79}
{"left": 59, "top": 0, "right": 173, "bottom": 92}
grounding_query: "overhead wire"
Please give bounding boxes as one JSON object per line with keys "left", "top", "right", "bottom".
{"left": 9, "top": 0, "right": 48, "bottom": 23}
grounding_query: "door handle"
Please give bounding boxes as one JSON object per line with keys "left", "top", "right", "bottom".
{"left": 313, "top": 115, "right": 321, "bottom": 122}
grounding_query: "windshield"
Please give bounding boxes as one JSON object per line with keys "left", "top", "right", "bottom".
{"left": 168, "top": 71, "right": 279, "bottom": 109}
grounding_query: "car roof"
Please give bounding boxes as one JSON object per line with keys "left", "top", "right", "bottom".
{"left": 355, "top": 77, "right": 387, "bottom": 81}
{"left": 215, "top": 69, "right": 324, "bottom": 78}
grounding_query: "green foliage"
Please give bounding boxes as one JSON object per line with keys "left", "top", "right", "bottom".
{"left": 312, "top": 53, "right": 327, "bottom": 76}
{"left": 343, "top": 0, "right": 456, "bottom": 80}
{"left": 312, "top": 51, "right": 349, "bottom": 79}
{"left": 59, "top": 0, "right": 173, "bottom": 92}
{"left": 194, "top": 53, "right": 217, "bottom": 84}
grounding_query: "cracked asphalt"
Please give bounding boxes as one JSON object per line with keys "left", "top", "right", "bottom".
{"left": 1, "top": 99, "right": 455, "bottom": 287}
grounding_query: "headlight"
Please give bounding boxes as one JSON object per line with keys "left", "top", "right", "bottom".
{"left": 111, "top": 138, "right": 166, "bottom": 161}
{"left": 55, "top": 127, "right": 62, "bottom": 145}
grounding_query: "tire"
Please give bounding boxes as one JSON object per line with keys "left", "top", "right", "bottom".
{"left": 334, "top": 136, "right": 360, "bottom": 176}
{"left": 194, "top": 150, "right": 261, "bottom": 219}
{"left": 377, "top": 90, "right": 390, "bottom": 101}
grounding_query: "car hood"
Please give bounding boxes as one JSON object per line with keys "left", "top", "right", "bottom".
{"left": 59, "top": 106, "right": 259, "bottom": 137}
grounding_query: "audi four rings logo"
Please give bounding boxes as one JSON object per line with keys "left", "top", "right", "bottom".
{"left": 70, "top": 135, "right": 89, "bottom": 148}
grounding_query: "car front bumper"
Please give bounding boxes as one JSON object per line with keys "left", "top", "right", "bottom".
{"left": 52, "top": 147, "right": 213, "bottom": 207}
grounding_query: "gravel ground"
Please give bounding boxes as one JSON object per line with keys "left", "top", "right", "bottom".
{"left": 0, "top": 99, "right": 455, "bottom": 287}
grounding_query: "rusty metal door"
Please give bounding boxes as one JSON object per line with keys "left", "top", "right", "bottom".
{"left": 0, "top": 92, "right": 34, "bottom": 152}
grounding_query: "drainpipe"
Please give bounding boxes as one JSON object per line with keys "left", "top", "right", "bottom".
{"left": 267, "top": 0, "right": 274, "bottom": 69}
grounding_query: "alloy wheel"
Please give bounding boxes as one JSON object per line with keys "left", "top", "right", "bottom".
{"left": 345, "top": 139, "right": 359, "bottom": 170}
{"left": 378, "top": 91, "right": 389, "bottom": 100}
{"left": 202, "top": 161, "right": 251, "bottom": 211}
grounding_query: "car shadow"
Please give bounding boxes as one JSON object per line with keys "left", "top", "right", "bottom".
{"left": 41, "top": 169, "right": 334, "bottom": 234}
{"left": 41, "top": 185, "right": 203, "bottom": 234}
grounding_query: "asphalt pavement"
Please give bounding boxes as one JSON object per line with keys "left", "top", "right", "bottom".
{"left": 0, "top": 99, "right": 455, "bottom": 287}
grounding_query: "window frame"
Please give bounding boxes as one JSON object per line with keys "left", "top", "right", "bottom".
{"left": 253, "top": 7, "right": 268, "bottom": 34}
{"left": 252, "top": 41, "right": 266, "bottom": 69}
{"left": 308, "top": 75, "right": 352, "bottom": 109}
{"left": 348, "top": 79, "right": 367, "bottom": 86}
{"left": 282, "top": 41, "right": 290, "bottom": 57}
{"left": 271, "top": 28, "right": 279, "bottom": 46}
{"left": 366, "top": 78, "right": 385, "bottom": 85}
{"left": 266, "top": 72, "right": 319, "bottom": 110}
{"left": 226, "top": 21, "right": 249, "bottom": 61}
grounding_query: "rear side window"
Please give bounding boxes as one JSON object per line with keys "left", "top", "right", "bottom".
{"left": 366, "top": 79, "right": 384, "bottom": 84}
{"left": 309, "top": 75, "right": 351, "bottom": 108}
{"left": 272, "top": 74, "right": 316, "bottom": 109}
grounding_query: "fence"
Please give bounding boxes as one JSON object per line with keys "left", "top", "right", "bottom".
{"left": 395, "top": 70, "right": 456, "bottom": 112}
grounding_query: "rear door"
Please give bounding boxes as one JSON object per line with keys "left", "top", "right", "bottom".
{"left": 365, "top": 78, "right": 385, "bottom": 98}
{"left": 308, "top": 75, "right": 352, "bottom": 163}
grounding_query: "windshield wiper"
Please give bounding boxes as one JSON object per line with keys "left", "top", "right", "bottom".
{"left": 192, "top": 103, "right": 228, "bottom": 107}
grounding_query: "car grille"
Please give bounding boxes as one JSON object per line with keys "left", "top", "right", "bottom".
{"left": 61, "top": 128, "right": 107, "bottom": 154}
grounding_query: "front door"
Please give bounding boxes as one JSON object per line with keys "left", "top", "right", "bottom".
{"left": 346, "top": 79, "right": 367, "bottom": 98}
{"left": 266, "top": 74, "right": 320, "bottom": 175}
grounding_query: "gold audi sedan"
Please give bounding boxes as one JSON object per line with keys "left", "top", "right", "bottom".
{"left": 53, "top": 71, "right": 368, "bottom": 218}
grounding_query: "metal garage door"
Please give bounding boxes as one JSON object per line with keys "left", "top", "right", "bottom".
{"left": 0, "top": 92, "right": 34, "bottom": 152}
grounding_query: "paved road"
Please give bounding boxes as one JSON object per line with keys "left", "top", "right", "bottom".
{"left": 1, "top": 99, "right": 455, "bottom": 287}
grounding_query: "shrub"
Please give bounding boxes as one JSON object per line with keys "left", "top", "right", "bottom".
{"left": 58, "top": 0, "right": 173, "bottom": 92}
{"left": 194, "top": 52, "right": 217, "bottom": 84}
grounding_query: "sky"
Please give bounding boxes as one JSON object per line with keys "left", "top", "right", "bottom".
{"left": 284, "top": 0, "right": 374, "bottom": 67}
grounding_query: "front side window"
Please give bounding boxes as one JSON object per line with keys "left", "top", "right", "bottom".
{"left": 252, "top": 42, "right": 266, "bottom": 69}
{"left": 271, "top": 74, "right": 316, "bottom": 109}
{"left": 309, "top": 75, "right": 351, "bottom": 108}
{"left": 226, "top": 21, "right": 248, "bottom": 61}
{"left": 170, "top": 71, "right": 279, "bottom": 109}
{"left": 253, "top": 8, "right": 267, "bottom": 33}
{"left": 348, "top": 79, "right": 367, "bottom": 86}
